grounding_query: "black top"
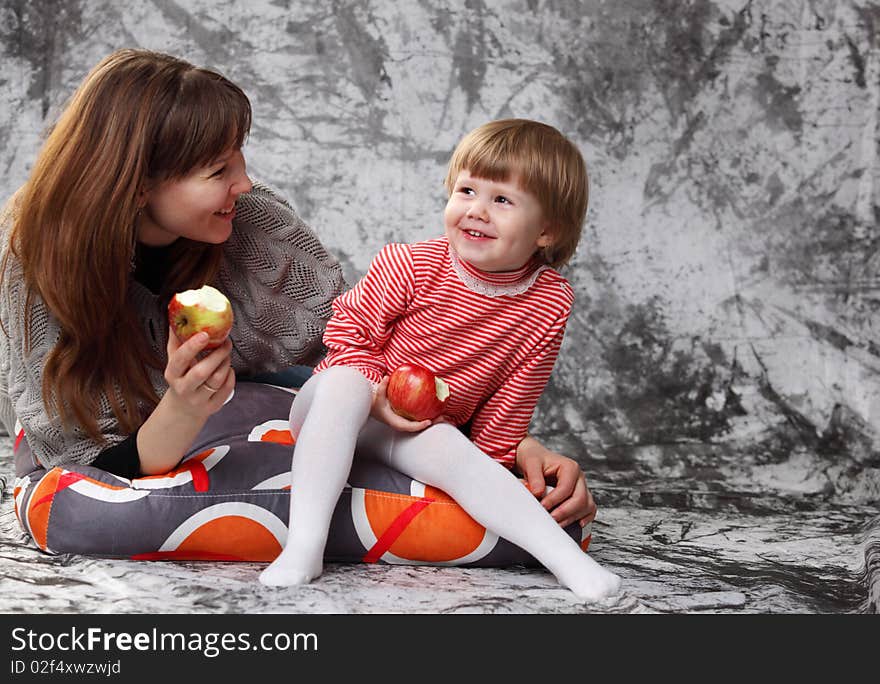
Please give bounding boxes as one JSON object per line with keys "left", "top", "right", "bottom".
{"left": 90, "top": 243, "right": 175, "bottom": 479}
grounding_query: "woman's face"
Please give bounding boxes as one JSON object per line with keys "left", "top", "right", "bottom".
{"left": 138, "top": 148, "right": 253, "bottom": 246}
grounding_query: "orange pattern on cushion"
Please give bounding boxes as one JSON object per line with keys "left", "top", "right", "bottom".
{"left": 363, "top": 485, "right": 486, "bottom": 562}
{"left": 135, "top": 516, "right": 283, "bottom": 562}
{"left": 26, "top": 468, "right": 64, "bottom": 551}
{"left": 260, "top": 429, "right": 295, "bottom": 445}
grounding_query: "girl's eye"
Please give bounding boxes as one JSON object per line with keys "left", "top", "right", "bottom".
{"left": 496, "top": 195, "right": 511, "bottom": 204}
{"left": 209, "top": 166, "right": 226, "bottom": 178}
{"left": 458, "top": 186, "right": 474, "bottom": 195}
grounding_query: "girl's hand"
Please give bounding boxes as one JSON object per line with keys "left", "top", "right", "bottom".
{"left": 370, "top": 376, "right": 434, "bottom": 432}
{"left": 163, "top": 327, "right": 235, "bottom": 419}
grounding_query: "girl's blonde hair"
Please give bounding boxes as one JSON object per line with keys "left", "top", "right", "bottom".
{"left": 445, "top": 119, "right": 588, "bottom": 268}
{"left": 1, "top": 48, "right": 251, "bottom": 440}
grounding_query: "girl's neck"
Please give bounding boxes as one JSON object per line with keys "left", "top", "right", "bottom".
{"left": 448, "top": 245, "right": 547, "bottom": 297}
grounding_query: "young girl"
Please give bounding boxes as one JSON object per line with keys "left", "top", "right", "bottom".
{"left": 261, "top": 119, "right": 622, "bottom": 602}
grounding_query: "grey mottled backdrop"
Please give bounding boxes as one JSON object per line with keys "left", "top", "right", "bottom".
{"left": 1, "top": 0, "right": 878, "bottom": 490}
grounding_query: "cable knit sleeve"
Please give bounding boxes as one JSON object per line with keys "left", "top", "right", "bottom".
{"left": 468, "top": 298, "right": 572, "bottom": 468}
{"left": 316, "top": 243, "right": 415, "bottom": 384}
{"left": 217, "top": 182, "right": 348, "bottom": 375}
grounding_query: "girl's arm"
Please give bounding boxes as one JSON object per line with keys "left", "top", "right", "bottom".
{"left": 319, "top": 243, "right": 416, "bottom": 383}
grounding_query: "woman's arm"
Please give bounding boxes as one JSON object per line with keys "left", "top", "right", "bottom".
{"left": 135, "top": 329, "right": 235, "bottom": 475}
{"left": 217, "top": 183, "right": 348, "bottom": 374}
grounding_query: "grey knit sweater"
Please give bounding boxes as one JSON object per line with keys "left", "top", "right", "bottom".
{"left": 0, "top": 181, "right": 347, "bottom": 468}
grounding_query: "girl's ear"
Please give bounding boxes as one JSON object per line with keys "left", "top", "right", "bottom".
{"left": 535, "top": 228, "right": 554, "bottom": 248}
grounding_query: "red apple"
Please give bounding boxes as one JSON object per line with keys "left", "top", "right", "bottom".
{"left": 386, "top": 363, "right": 450, "bottom": 421}
{"left": 168, "top": 285, "right": 234, "bottom": 349}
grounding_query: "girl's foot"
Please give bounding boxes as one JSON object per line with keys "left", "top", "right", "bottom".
{"left": 259, "top": 539, "right": 324, "bottom": 587}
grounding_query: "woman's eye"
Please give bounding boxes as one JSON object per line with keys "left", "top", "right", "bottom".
{"left": 209, "top": 166, "right": 226, "bottom": 178}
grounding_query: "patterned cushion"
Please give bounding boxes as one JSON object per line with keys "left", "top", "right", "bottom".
{"left": 13, "top": 382, "right": 590, "bottom": 566}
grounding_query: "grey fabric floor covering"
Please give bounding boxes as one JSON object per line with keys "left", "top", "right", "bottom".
{"left": 1, "top": 436, "right": 876, "bottom": 614}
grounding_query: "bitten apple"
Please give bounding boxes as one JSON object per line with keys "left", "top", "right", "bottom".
{"left": 386, "top": 363, "right": 450, "bottom": 421}
{"left": 167, "top": 285, "right": 234, "bottom": 349}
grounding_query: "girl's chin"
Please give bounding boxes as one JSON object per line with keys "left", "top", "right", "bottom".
{"left": 455, "top": 250, "right": 498, "bottom": 272}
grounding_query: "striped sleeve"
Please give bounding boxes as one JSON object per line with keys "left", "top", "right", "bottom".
{"left": 317, "top": 243, "right": 415, "bottom": 383}
{"left": 467, "top": 304, "right": 571, "bottom": 467}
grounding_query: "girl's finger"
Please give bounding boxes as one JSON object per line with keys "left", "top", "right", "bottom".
{"left": 549, "top": 497, "right": 580, "bottom": 526}
{"left": 388, "top": 411, "right": 432, "bottom": 432}
{"left": 519, "top": 458, "right": 546, "bottom": 499}
{"left": 577, "top": 509, "right": 596, "bottom": 528}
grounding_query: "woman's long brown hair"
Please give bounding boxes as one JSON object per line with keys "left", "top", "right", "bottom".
{"left": 0, "top": 49, "right": 251, "bottom": 441}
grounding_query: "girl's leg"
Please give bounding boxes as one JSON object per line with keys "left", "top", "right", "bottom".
{"left": 260, "top": 366, "right": 373, "bottom": 586}
{"left": 356, "top": 420, "right": 622, "bottom": 602}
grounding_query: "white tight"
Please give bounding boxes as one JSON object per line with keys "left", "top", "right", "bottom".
{"left": 259, "top": 366, "right": 621, "bottom": 601}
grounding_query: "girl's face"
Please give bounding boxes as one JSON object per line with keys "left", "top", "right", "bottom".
{"left": 444, "top": 170, "right": 552, "bottom": 272}
{"left": 138, "top": 148, "right": 253, "bottom": 246}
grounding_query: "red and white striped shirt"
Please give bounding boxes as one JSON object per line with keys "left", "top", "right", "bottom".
{"left": 316, "top": 237, "right": 574, "bottom": 467}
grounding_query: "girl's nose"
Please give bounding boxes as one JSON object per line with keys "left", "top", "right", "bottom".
{"left": 466, "top": 199, "right": 488, "bottom": 221}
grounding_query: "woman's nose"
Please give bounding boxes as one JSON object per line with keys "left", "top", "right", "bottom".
{"left": 233, "top": 173, "right": 253, "bottom": 196}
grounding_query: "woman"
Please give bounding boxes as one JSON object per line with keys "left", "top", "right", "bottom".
{"left": 0, "top": 48, "right": 344, "bottom": 479}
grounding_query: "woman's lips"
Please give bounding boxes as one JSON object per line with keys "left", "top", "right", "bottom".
{"left": 215, "top": 206, "right": 236, "bottom": 221}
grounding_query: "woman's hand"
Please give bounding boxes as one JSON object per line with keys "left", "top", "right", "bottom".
{"left": 136, "top": 330, "right": 236, "bottom": 475}
{"left": 163, "top": 328, "right": 235, "bottom": 419}
{"left": 369, "top": 376, "right": 435, "bottom": 432}
{"left": 515, "top": 435, "right": 598, "bottom": 529}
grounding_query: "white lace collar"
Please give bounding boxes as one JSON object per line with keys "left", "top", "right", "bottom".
{"left": 448, "top": 246, "right": 548, "bottom": 297}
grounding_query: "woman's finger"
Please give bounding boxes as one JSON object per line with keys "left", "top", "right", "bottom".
{"left": 519, "top": 456, "right": 547, "bottom": 499}
{"left": 179, "top": 339, "right": 233, "bottom": 392}
{"left": 166, "top": 326, "right": 182, "bottom": 355}
{"left": 206, "top": 350, "right": 233, "bottom": 390}
{"left": 205, "top": 366, "right": 236, "bottom": 405}
{"left": 165, "top": 330, "right": 211, "bottom": 381}
{"left": 538, "top": 462, "right": 579, "bottom": 511}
